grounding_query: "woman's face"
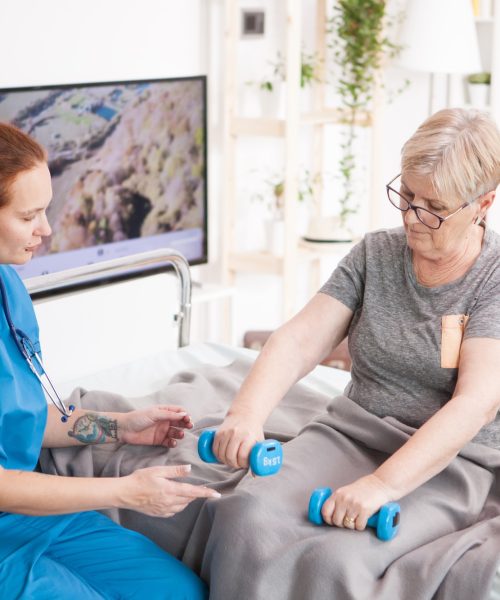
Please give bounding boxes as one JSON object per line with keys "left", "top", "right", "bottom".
{"left": 0, "top": 163, "right": 52, "bottom": 265}
{"left": 400, "top": 173, "right": 480, "bottom": 260}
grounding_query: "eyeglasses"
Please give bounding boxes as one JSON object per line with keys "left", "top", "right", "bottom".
{"left": 386, "top": 174, "right": 472, "bottom": 230}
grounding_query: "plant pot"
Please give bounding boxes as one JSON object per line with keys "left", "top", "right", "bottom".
{"left": 259, "top": 83, "right": 285, "bottom": 118}
{"left": 263, "top": 219, "right": 285, "bottom": 256}
{"left": 303, "top": 215, "right": 353, "bottom": 243}
{"left": 300, "top": 86, "right": 313, "bottom": 114}
{"left": 467, "top": 83, "right": 490, "bottom": 108}
{"left": 239, "top": 86, "right": 261, "bottom": 118}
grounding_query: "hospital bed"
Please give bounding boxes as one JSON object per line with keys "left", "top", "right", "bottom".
{"left": 25, "top": 249, "right": 500, "bottom": 600}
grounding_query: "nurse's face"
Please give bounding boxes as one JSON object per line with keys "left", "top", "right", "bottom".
{"left": 0, "top": 163, "right": 52, "bottom": 265}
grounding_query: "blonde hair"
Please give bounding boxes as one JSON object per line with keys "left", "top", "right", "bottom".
{"left": 401, "top": 108, "right": 500, "bottom": 207}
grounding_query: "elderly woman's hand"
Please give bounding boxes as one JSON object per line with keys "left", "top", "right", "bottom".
{"left": 213, "top": 413, "right": 264, "bottom": 469}
{"left": 119, "top": 406, "right": 193, "bottom": 448}
{"left": 320, "top": 474, "right": 397, "bottom": 531}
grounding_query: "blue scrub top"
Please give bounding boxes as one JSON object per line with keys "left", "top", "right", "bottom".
{"left": 0, "top": 265, "right": 47, "bottom": 471}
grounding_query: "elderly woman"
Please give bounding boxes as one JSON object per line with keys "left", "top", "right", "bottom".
{"left": 208, "top": 108, "right": 500, "bottom": 597}
{"left": 0, "top": 123, "right": 219, "bottom": 598}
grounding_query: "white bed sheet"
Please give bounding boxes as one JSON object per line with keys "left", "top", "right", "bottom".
{"left": 56, "top": 342, "right": 352, "bottom": 399}
{"left": 54, "top": 342, "right": 500, "bottom": 598}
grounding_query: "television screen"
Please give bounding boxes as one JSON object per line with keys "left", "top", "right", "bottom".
{"left": 0, "top": 76, "right": 207, "bottom": 289}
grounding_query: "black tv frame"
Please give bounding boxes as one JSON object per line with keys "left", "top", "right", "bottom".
{"left": 0, "top": 75, "right": 208, "bottom": 299}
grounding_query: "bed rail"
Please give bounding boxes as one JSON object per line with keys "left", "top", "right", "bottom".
{"left": 24, "top": 248, "right": 192, "bottom": 347}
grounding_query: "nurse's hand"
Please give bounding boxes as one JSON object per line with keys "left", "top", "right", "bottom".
{"left": 213, "top": 413, "right": 264, "bottom": 469}
{"left": 121, "top": 464, "right": 221, "bottom": 517}
{"left": 119, "top": 406, "right": 193, "bottom": 448}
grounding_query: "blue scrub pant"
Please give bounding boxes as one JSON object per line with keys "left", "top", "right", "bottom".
{"left": 0, "top": 510, "right": 207, "bottom": 599}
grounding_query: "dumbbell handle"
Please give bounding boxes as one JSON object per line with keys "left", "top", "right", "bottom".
{"left": 308, "top": 487, "right": 401, "bottom": 541}
{"left": 198, "top": 429, "right": 282, "bottom": 477}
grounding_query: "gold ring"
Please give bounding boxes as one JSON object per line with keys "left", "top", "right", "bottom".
{"left": 343, "top": 515, "right": 356, "bottom": 528}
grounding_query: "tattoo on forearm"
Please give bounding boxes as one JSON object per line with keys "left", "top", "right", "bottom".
{"left": 67, "top": 413, "right": 118, "bottom": 444}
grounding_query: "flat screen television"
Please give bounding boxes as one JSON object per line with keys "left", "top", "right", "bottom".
{"left": 0, "top": 76, "right": 208, "bottom": 294}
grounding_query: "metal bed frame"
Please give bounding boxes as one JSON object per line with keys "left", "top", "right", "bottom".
{"left": 24, "top": 248, "right": 192, "bottom": 348}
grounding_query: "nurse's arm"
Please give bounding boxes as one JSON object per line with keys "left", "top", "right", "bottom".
{"left": 43, "top": 405, "right": 192, "bottom": 448}
{"left": 43, "top": 406, "right": 123, "bottom": 447}
{"left": 0, "top": 464, "right": 219, "bottom": 516}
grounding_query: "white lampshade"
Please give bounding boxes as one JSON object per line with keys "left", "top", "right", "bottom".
{"left": 396, "top": 0, "right": 482, "bottom": 74}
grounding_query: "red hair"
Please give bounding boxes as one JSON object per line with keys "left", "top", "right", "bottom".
{"left": 0, "top": 122, "right": 47, "bottom": 207}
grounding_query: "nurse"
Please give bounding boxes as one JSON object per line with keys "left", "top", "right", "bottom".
{"left": 0, "top": 122, "right": 218, "bottom": 599}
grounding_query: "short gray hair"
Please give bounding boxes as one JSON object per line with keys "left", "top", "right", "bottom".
{"left": 401, "top": 108, "right": 500, "bottom": 206}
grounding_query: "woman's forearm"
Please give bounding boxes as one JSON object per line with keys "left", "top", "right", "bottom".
{"left": 229, "top": 296, "right": 352, "bottom": 424}
{"left": 0, "top": 467, "right": 122, "bottom": 515}
{"left": 374, "top": 394, "right": 494, "bottom": 499}
{"left": 227, "top": 327, "right": 319, "bottom": 424}
{"left": 43, "top": 405, "right": 125, "bottom": 448}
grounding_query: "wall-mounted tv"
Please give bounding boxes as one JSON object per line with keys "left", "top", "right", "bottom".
{"left": 0, "top": 76, "right": 207, "bottom": 293}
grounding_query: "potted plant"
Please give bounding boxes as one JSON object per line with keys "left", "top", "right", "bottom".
{"left": 251, "top": 169, "right": 319, "bottom": 255}
{"left": 252, "top": 50, "right": 323, "bottom": 117}
{"left": 327, "top": 0, "right": 403, "bottom": 237}
{"left": 301, "top": 170, "right": 354, "bottom": 243}
{"left": 467, "top": 72, "right": 491, "bottom": 108}
{"left": 259, "top": 174, "right": 285, "bottom": 256}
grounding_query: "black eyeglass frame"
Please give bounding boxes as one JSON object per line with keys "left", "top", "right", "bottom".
{"left": 386, "top": 174, "right": 472, "bottom": 230}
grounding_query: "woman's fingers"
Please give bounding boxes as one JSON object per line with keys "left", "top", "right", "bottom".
{"left": 354, "top": 514, "right": 368, "bottom": 531}
{"left": 166, "top": 427, "right": 185, "bottom": 439}
{"left": 176, "top": 415, "right": 194, "bottom": 428}
{"left": 236, "top": 439, "right": 254, "bottom": 469}
{"left": 152, "top": 406, "right": 193, "bottom": 427}
{"left": 124, "top": 466, "right": 221, "bottom": 517}
{"left": 151, "top": 464, "right": 192, "bottom": 478}
{"left": 321, "top": 495, "right": 364, "bottom": 530}
{"left": 321, "top": 496, "right": 336, "bottom": 526}
{"left": 213, "top": 431, "right": 233, "bottom": 465}
{"left": 225, "top": 436, "right": 246, "bottom": 468}
{"left": 214, "top": 426, "right": 261, "bottom": 468}
{"left": 332, "top": 506, "right": 348, "bottom": 528}
{"left": 157, "top": 405, "right": 188, "bottom": 414}
{"left": 164, "top": 480, "right": 221, "bottom": 500}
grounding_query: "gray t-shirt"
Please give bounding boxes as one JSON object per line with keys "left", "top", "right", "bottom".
{"left": 320, "top": 226, "right": 500, "bottom": 448}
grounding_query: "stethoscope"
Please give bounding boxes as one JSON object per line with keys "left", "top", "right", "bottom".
{"left": 0, "top": 275, "right": 75, "bottom": 422}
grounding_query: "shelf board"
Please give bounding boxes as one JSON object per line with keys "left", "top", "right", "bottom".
{"left": 231, "top": 118, "right": 285, "bottom": 137}
{"left": 228, "top": 251, "right": 284, "bottom": 274}
{"left": 301, "top": 108, "right": 372, "bottom": 127}
{"left": 231, "top": 109, "right": 373, "bottom": 138}
{"left": 228, "top": 242, "right": 356, "bottom": 275}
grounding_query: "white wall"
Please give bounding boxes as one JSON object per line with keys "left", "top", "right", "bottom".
{"left": 224, "top": 0, "right": 500, "bottom": 343}
{"left": 0, "top": 0, "right": 213, "bottom": 381}
{"left": 2, "top": 1, "right": 497, "bottom": 376}
{"left": 0, "top": 1, "right": 205, "bottom": 85}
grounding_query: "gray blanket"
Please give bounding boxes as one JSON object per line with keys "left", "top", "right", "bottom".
{"left": 40, "top": 358, "right": 500, "bottom": 600}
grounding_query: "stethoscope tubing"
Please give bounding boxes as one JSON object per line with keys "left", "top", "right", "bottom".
{"left": 0, "top": 274, "right": 74, "bottom": 422}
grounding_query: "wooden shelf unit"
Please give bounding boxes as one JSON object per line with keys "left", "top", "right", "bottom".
{"left": 477, "top": 1, "right": 500, "bottom": 123}
{"left": 221, "top": 0, "right": 377, "bottom": 324}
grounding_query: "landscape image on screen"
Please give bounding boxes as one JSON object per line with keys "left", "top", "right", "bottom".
{"left": 0, "top": 77, "right": 206, "bottom": 279}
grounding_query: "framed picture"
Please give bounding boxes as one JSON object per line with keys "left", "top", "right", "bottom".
{"left": 241, "top": 10, "right": 265, "bottom": 38}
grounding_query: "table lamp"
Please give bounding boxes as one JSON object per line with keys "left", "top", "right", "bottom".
{"left": 395, "top": 0, "right": 482, "bottom": 114}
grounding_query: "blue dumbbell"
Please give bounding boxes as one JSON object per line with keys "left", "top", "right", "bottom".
{"left": 198, "top": 429, "right": 283, "bottom": 477}
{"left": 308, "top": 487, "right": 401, "bottom": 541}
